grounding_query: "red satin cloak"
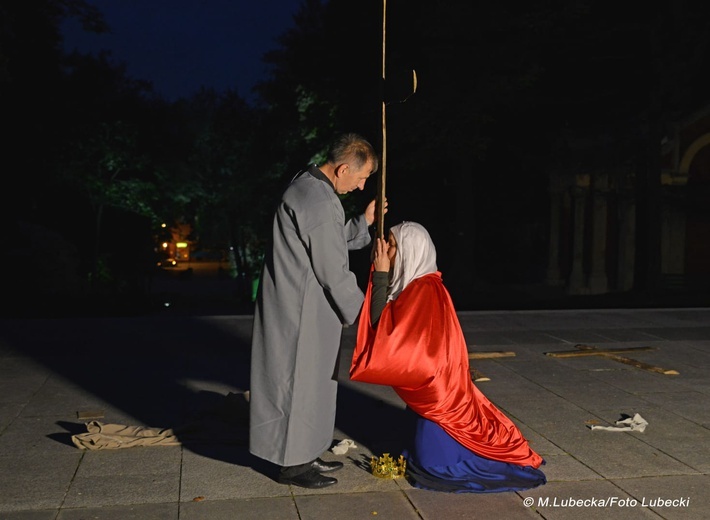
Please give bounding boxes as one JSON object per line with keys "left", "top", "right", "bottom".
{"left": 351, "top": 272, "right": 543, "bottom": 468}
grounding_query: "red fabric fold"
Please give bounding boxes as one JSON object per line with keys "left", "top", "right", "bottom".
{"left": 351, "top": 272, "right": 543, "bottom": 468}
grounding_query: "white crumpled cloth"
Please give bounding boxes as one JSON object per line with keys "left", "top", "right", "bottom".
{"left": 589, "top": 413, "right": 648, "bottom": 433}
{"left": 330, "top": 439, "right": 358, "bottom": 455}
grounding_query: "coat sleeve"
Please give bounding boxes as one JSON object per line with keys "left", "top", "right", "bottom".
{"left": 345, "top": 213, "right": 372, "bottom": 250}
{"left": 303, "top": 205, "right": 365, "bottom": 326}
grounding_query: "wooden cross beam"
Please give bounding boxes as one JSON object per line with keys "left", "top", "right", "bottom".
{"left": 544, "top": 344, "right": 679, "bottom": 375}
{"left": 468, "top": 350, "right": 517, "bottom": 359}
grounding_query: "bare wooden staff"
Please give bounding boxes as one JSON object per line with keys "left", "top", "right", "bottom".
{"left": 376, "top": 0, "right": 417, "bottom": 239}
{"left": 376, "top": 0, "right": 387, "bottom": 239}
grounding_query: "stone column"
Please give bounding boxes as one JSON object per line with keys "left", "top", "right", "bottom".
{"left": 588, "top": 173, "right": 609, "bottom": 294}
{"left": 545, "top": 191, "right": 564, "bottom": 286}
{"left": 661, "top": 200, "right": 686, "bottom": 275}
{"left": 567, "top": 182, "right": 588, "bottom": 295}
{"left": 616, "top": 194, "right": 635, "bottom": 292}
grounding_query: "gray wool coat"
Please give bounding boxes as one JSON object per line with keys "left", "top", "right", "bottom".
{"left": 249, "top": 165, "right": 371, "bottom": 467}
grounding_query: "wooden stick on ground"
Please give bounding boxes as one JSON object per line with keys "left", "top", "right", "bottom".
{"left": 468, "top": 351, "right": 517, "bottom": 359}
{"left": 470, "top": 368, "right": 490, "bottom": 383}
{"left": 601, "top": 354, "right": 680, "bottom": 375}
{"left": 544, "top": 344, "right": 678, "bottom": 375}
{"left": 545, "top": 346, "right": 656, "bottom": 358}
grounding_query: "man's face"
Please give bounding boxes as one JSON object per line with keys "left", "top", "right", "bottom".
{"left": 334, "top": 160, "right": 374, "bottom": 194}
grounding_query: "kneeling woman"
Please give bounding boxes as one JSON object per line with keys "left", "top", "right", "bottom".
{"left": 350, "top": 221, "right": 546, "bottom": 493}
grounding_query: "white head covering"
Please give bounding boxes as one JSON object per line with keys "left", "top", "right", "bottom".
{"left": 387, "top": 221, "right": 438, "bottom": 301}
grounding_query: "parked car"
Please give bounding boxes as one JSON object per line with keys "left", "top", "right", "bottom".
{"left": 157, "top": 257, "right": 178, "bottom": 268}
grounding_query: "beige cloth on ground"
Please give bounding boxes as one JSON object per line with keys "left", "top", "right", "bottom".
{"left": 72, "top": 422, "right": 181, "bottom": 450}
{"left": 71, "top": 392, "right": 250, "bottom": 450}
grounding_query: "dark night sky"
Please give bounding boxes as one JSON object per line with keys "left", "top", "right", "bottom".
{"left": 61, "top": 0, "right": 303, "bottom": 102}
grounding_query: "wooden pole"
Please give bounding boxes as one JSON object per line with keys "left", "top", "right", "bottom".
{"left": 545, "top": 346, "right": 656, "bottom": 358}
{"left": 376, "top": 0, "right": 387, "bottom": 239}
{"left": 468, "top": 351, "right": 517, "bottom": 359}
{"left": 544, "top": 344, "right": 679, "bottom": 375}
{"left": 602, "top": 353, "right": 679, "bottom": 375}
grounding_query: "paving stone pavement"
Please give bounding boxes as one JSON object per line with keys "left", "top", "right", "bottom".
{"left": 0, "top": 307, "right": 708, "bottom": 519}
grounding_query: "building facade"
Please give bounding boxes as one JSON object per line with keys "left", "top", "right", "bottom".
{"left": 545, "top": 106, "right": 710, "bottom": 295}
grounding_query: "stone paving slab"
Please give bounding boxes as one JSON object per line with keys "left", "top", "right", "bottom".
{"left": 0, "top": 416, "right": 79, "bottom": 456}
{"left": 0, "top": 473, "right": 73, "bottom": 512}
{"left": 0, "top": 309, "right": 709, "bottom": 519}
{"left": 521, "top": 480, "right": 664, "bottom": 519}
{"left": 589, "top": 329, "right": 667, "bottom": 342}
{"left": 480, "top": 330, "right": 571, "bottom": 345}
{"left": 179, "top": 445, "right": 285, "bottom": 501}
{"left": 467, "top": 366, "right": 547, "bottom": 396}
{"left": 294, "top": 491, "right": 420, "bottom": 520}
{"left": 406, "top": 488, "right": 539, "bottom": 520}
{"left": 0, "top": 403, "right": 26, "bottom": 435}
{"left": 581, "top": 363, "right": 686, "bottom": 394}
{"left": 1, "top": 511, "right": 60, "bottom": 520}
{"left": 543, "top": 429, "right": 697, "bottom": 480}
{"left": 610, "top": 474, "right": 709, "bottom": 520}
{"left": 179, "top": 496, "right": 298, "bottom": 520}
{"left": 76, "top": 446, "right": 183, "bottom": 478}
{"left": 62, "top": 473, "right": 180, "bottom": 509}
{"left": 638, "top": 391, "right": 710, "bottom": 425}
{"left": 535, "top": 381, "right": 652, "bottom": 412}
{"left": 646, "top": 327, "right": 710, "bottom": 341}
{"left": 540, "top": 330, "right": 620, "bottom": 345}
{"left": 0, "top": 380, "right": 47, "bottom": 410}
{"left": 458, "top": 331, "right": 516, "bottom": 346}
{"left": 638, "top": 342, "right": 710, "bottom": 367}
{"left": 515, "top": 428, "right": 567, "bottom": 458}
{"left": 57, "top": 503, "right": 178, "bottom": 520}
{"left": 536, "top": 453, "right": 603, "bottom": 482}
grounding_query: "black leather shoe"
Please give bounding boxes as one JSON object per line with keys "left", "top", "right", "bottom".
{"left": 311, "top": 457, "right": 344, "bottom": 473}
{"left": 278, "top": 468, "right": 338, "bottom": 489}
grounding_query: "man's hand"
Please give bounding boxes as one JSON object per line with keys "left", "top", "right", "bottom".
{"left": 364, "top": 197, "right": 388, "bottom": 226}
{"left": 372, "top": 237, "right": 390, "bottom": 272}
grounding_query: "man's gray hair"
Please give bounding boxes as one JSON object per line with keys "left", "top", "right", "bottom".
{"left": 327, "top": 133, "right": 379, "bottom": 172}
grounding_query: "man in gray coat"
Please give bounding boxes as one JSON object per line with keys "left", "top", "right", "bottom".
{"left": 249, "top": 133, "right": 381, "bottom": 489}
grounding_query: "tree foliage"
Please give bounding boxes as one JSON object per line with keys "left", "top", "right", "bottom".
{"left": 5, "top": 0, "right": 710, "bottom": 313}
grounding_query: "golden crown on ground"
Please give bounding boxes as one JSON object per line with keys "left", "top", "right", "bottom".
{"left": 370, "top": 453, "right": 407, "bottom": 479}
